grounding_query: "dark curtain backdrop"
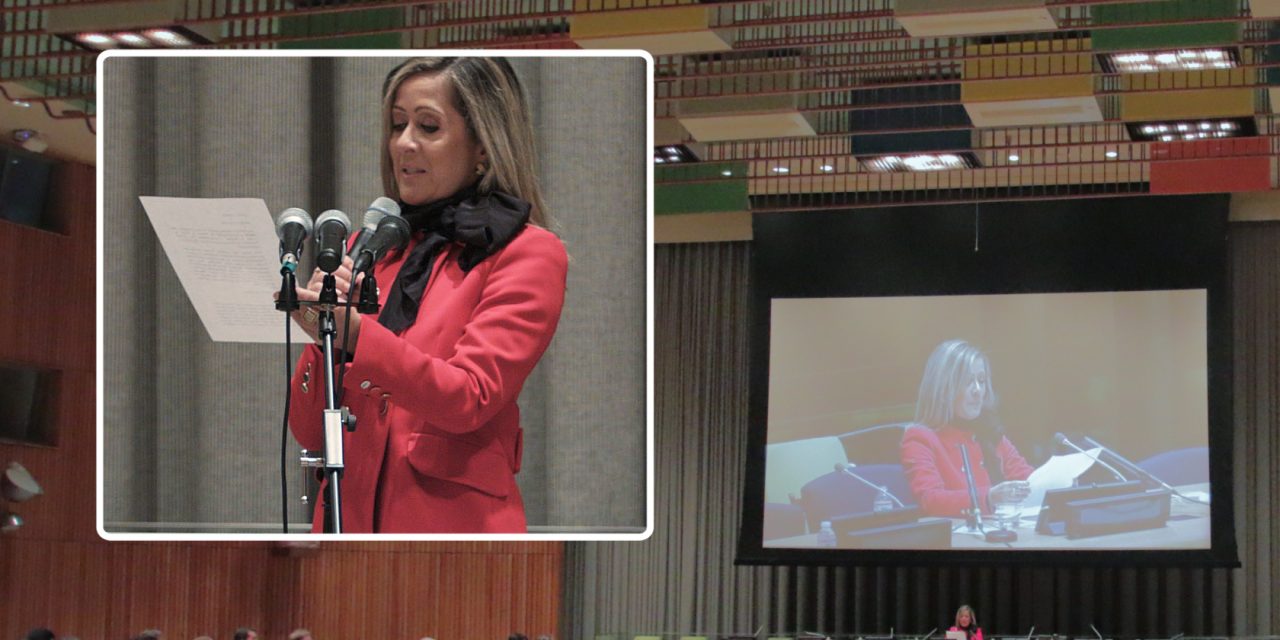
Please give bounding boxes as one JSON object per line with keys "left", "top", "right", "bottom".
{"left": 564, "top": 223, "right": 1279, "bottom": 638}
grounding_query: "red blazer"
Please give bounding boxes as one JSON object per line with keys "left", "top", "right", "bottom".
{"left": 900, "top": 423, "right": 1034, "bottom": 517}
{"left": 288, "top": 225, "right": 567, "bottom": 533}
{"left": 950, "top": 627, "right": 984, "bottom": 640}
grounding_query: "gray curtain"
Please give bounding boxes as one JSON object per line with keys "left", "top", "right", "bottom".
{"left": 565, "top": 228, "right": 1280, "bottom": 638}
{"left": 102, "top": 55, "right": 647, "bottom": 532}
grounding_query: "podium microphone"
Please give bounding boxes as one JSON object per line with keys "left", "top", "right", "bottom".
{"left": 1026, "top": 627, "right": 1035, "bottom": 640}
{"left": 1054, "top": 433, "right": 1127, "bottom": 483}
{"left": 347, "top": 197, "right": 401, "bottom": 259}
{"left": 351, "top": 214, "right": 411, "bottom": 275}
{"left": 1080, "top": 436, "right": 1207, "bottom": 505}
{"left": 833, "top": 463, "right": 906, "bottom": 508}
{"left": 275, "top": 207, "right": 312, "bottom": 272}
{"left": 314, "top": 209, "right": 351, "bottom": 274}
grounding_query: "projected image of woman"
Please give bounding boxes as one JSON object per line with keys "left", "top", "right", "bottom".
{"left": 900, "top": 339, "right": 1033, "bottom": 517}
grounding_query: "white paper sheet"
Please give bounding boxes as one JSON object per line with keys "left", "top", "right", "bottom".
{"left": 1018, "top": 448, "right": 1106, "bottom": 517}
{"left": 139, "top": 196, "right": 312, "bottom": 343}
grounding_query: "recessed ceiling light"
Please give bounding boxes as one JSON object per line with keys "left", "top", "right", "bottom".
{"left": 818, "top": 164, "right": 834, "bottom": 172}
{"left": 1008, "top": 154, "right": 1020, "bottom": 162}
{"left": 1105, "top": 150, "right": 1118, "bottom": 159}
{"left": 861, "top": 152, "right": 980, "bottom": 173}
{"left": 76, "top": 33, "right": 116, "bottom": 49}
{"left": 1101, "top": 48, "right": 1239, "bottom": 73}
{"left": 11, "top": 100, "right": 31, "bottom": 108}
{"left": 114, "top": 32, "right": 150, "bottom": 47}
{"left": 771, "top": 166, "right": 790, "bottom": 174}
{"left": 654, "top": 157, "right": 665, "bottom": 164}
{"left": 145, "top": 29, "right": 192, "bottom": 46}
{"left": 721, "top": 169, "right": 733, "bottom": 177}
{"left": 1128, "top": 117, "right": 1255, "bottom": 143}
{"left": 652, "top": 144, "right": 697, "bottom": 164}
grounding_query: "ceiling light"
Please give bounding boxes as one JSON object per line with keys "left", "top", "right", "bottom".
{"left": 771, "top": 166, "right": 790, "bottom": 174}
{"left": 1101, "top": 48, "right": 1239, "bottom": 73}
{"left": 11, "top": 100, "right": 30, "bottom": 108}
{"left": 1, "top": 462, "right": 42, "bottom": 503}
{"left": 76, "top": 33, "right": 116, "bottom": 49}
{"left": 720, "top": 169, "right": 733, "bottom": 176}
{"left": 1128, "top": 117, "right": 1256, "bottom": 143}
{"left": 653, "top": 144, "right": 698, "bottom": 164}
{"left": 1008, "top": 154, "right": 1020, "bottom": 162}
{"left": 861, "top": 152, "right": 979, "bottom": 173}
{"left": 114, "top": 32, "right": 150, "bottom": 47}
{"left": 0, "top": 512, "right": 22, "bottom": 534}
{"left": 818, "top": 164, "right": 834, "bottom": 172}
{"left": 1105, "top": 150, "right": 1118, "bottom": 159}
{"left": 145, "top": 29, "right": 192, "bottom": 46}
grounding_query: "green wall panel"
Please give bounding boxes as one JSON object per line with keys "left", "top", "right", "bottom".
{"left": 277, "top": 7, "right": 404, "bottom": 49}
{"left": 1092, "top": 0, "right": 1238, "bottom": 51}
{"left": 655, "top": 162, "right": 749, "bottom": 215}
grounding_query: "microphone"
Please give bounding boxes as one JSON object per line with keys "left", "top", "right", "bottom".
{"left": 956, "top": 443, "right": 984, "bottom": 530}
{"left": 1054, "top": 433, "right": 1127, "bottom": 483}
{"left": 314, "top": 209, "right": 351, "bottom": 274}
{"left": 832, "top": 463, "right": 906, "bottom": 508}
{"left": 1090, "top": 624, "right": 1104, "bottom": 640}
{"left": 351, "top": 213, "right": 411, "bottom": 275}
{"left": 347, "top": 197, "right": 400, "bottom": 260}
{"left": 275, "top": 207, "right": 312, "bottom": 272}
{"left": 922, "top": 628, "right": 937, "bottom": 640}
{"left": 1026, "top": 627, "right": 1035, "bottom": 640}
{"left": 1080, "top": 435, "right": 1186, "bottom": 496}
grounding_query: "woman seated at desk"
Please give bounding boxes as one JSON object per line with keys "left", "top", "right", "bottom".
{"left": 900, "top": 339, "right": 1033, "bottom": 518}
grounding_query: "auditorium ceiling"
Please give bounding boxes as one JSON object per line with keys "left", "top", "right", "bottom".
{"left": 4, "top": 0, "right": 1280, "bottom": 238}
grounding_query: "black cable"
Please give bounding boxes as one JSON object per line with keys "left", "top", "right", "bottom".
{"left": 281, "top": 310, "right": 294, "bottom": 534}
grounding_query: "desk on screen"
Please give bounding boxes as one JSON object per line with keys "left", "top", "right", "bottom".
{"left": 765, "top": 484, "right": 1209, "bottom": 550}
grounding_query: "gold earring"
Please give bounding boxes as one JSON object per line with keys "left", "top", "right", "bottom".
{"left": 475, "top": 162, "right": 487, "bottom": 176}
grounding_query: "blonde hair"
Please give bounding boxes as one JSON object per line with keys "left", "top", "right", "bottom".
{"left": 379, "top": 57, "right": 550, "bottom": 228}
{"left": 955, "top": 604, "right": 978, "bottom": 629}
{"left": 914, "top": 339, "right": 996, "bottom": 428}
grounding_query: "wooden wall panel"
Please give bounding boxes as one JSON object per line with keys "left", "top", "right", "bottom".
{"left": 0, "top": 163, "right": 564, "bottom": 640}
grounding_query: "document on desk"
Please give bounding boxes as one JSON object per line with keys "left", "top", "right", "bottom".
{"left": 139, "top": 196, "right": 312, "bottom": 343}
{"left": 1020, "top": 449, "right": 1105, "bottom": 517}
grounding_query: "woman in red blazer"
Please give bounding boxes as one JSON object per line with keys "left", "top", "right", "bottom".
{"left": 900, "top": 340, "right": 1033, "bottom": 518}
{"left": 285, "top": 57, "right": 566, "bottom": 533}
{"left": 950, "top": 604, "right": 984, "bottom": 640}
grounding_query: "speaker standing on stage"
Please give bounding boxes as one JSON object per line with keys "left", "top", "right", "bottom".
{"left": 951, "top": 604, "right": 984, "bottom": 640}
{"left": 286, "top": 57, "right": 567, "bottom": 533}
{"left": 900, "top": 340, "right": 1034, "bottom": 517}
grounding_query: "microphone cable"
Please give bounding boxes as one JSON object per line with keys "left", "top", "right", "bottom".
{"left": 280, "top": 309, "right": 294, "bottom": 534}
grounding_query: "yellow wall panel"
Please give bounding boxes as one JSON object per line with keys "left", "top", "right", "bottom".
{"left": 963, "top": 75, "right": 1095, "bottom": 102}
{"left": 1119, "top": 68, "right": 1250, "bottom": 91}
{"left": 1120, "top": 88, "right": 1253, "bottom": 121}
{"left": 963, "top": 38, "right": 1093, "bottom": 80}
{"left": 574, "top": 0, "right": 697, "bottom": 10}
{"left": 571, "top": 5, "right": 706, "bottom": 38}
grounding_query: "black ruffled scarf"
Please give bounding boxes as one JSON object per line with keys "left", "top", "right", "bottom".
{"left": 378, "top": 184, "right": 531, "bottom": 333}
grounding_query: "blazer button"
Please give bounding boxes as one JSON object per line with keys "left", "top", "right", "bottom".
{"left": 360, "top": 380, "right": 371, "bottom": 390}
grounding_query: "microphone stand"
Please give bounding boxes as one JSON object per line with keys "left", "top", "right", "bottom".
{"left": 315, "top": 273, "right": 356, "bottom": 533}
{"left": 957, "top": 443, "right": 984, "bottom": 533}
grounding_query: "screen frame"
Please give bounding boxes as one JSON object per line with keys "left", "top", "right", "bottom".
{"left": 737, "top": 194, "right": 1238, "bottom": 567}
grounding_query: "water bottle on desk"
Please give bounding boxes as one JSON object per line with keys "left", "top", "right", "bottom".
{"left": 816, "top": 520, "right": 837, "bottom": 547}
{"left": 873, "top": 488, "right": 894, "bottom": 512}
